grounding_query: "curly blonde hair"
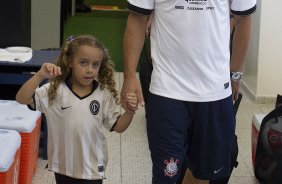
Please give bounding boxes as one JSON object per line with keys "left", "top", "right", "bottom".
{"left": 48, "top": 34, "right": 119, "bottom": 105}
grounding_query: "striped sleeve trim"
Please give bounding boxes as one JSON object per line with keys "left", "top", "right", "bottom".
{"left": 127, "top": 2, "right": 153, "bottom": 15}
{"left": 27, "top": 94, "right": 36, "bottom": 111}
{"left": 231, "top": 5, "right": 256, "bottom": 16}
{"left": 110, "top": 115, "right": 121, "bottom": 132}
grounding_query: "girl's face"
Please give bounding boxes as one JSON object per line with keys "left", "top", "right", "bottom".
{"left": 70, "top": 45, "right": 103, "bottom": 88}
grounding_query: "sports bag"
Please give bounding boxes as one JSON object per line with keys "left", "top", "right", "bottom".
{"left": 254, "top": 95, "right": 282, "bottom": 184}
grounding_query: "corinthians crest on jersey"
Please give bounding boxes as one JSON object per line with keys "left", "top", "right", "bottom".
{"left": 164, "top": 157, "right": 179, "bottom": 177}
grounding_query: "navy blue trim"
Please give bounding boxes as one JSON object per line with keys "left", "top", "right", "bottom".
{"left": 65, "top": 79, "right": 99, "bottom": 100}
{"left": 27, "top": 94, "right": 36, "bottom": 111}
{"left": 110, "top": 122, "right": 117, "bottom": 132}
{"left": 110, "top": 115, "right": 121, "bottom": 132}
{"left": 231, "top": 5, "right": 256, "bottom": 16}
{"left": 127, "top": 2, "right": 152, "bottom": 15}
{"left": 27, "top": 104, "right": 35, "bottom": 110}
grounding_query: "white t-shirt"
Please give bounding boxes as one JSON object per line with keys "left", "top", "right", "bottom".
{"left": 32, "top": 81, "right": 120, "bottom": 179}
{"left": 128, "top": 0, "right": 256, "bottom": 101}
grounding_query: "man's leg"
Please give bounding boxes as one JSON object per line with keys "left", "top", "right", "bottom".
{"left": 183, "top": 96, "right": 235, "bottom": 183}
{"left": 182, "top": 168, "right": 208, "bottom": 184}
{"left": 146, "top": 93, "right": 190, "bottom": 184}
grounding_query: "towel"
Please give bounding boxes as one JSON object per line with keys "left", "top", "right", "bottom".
{"left": 0, "top": 47, "right": 33, "bottom": 63}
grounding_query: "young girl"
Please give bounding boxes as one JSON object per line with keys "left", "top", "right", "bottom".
{"left": 16, "top": 35, "right": 138, "bottom": 184}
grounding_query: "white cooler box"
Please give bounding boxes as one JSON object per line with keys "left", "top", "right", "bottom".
{"left": 251, "top": 114, "right": 267, "bottom": 169}
{"left": 0, "top": 100, "right": 42, "bottom": 184}
{"left": 0, "top": 129, "right": 21, "bottom": 184}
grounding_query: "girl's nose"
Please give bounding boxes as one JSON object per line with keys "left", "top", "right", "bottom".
{"left": 87, "top": 65, "right": 94, "bottom": 73}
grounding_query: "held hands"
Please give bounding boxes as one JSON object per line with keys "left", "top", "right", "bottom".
{"left": 121, "top": 77, "right": 144, "bottom": 112}
{"left": 125, "top": 93, "right": 138, "bottom": 113}
{"left": 37, "top": 63, "right": 62, "bottom": 80}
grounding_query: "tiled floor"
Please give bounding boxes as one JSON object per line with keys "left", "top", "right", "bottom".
{"left": 31, "top": 73, "right": 275, "bottom": 184}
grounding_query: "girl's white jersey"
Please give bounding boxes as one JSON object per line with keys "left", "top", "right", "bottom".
{"left": 32, "top": 81, "right": 120, "bottom": 179}
{"left": 128, "top": 0, "right": 256, "bottom": 101}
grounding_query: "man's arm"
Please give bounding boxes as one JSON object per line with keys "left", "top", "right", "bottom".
{"left": 121, "top": 12, "right": 149, "bottom": 108}
{"left": 230, "top": 15, "right": 253, "bottom": 100}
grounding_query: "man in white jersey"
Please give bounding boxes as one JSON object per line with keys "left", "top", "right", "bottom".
{"left": 121, "top": 0, "right": 256, "bottom": 183}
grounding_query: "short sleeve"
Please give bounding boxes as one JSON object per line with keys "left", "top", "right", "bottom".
{"left": 230, "top": 0, "right": 256, "bottom": 16}
{"left": 102, "top": 92, "right": 121, "bottom": 131}
{"left": 33, "top": 83, "right": 50, "bottom": 113}
{"left": 127, "top": 0, "right": 154, "bottom": 15}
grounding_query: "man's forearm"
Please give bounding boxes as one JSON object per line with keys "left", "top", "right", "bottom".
{"left": 123, "top": 13, "right": 149, "bottom": 79}
{"left": 230, "top": 15, "right": 253, "bottom": 72}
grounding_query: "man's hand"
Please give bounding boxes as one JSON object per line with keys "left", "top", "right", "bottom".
{"left": 121, "top": 77, "right": 144, "bottom": 112}
{"left": 125, "top": 92, "right": 139, "bottom": 113}
{"left": 231, "top": 80, "right": 241, "bottom": 101}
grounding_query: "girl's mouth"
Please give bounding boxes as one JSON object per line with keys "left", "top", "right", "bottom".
{"left": 84, "top": 77, "right": 93, "bottom": 80}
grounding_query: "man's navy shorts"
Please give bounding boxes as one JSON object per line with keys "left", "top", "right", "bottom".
{"left": 146, "top": 93, "right": 236, "bottom": 183}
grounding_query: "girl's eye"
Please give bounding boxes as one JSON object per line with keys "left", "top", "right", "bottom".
{"left": 80, "top": 60, "right": 87, "bottom": 65}
{"left": 93, "top": 63, "right": 100, "bottom": 68}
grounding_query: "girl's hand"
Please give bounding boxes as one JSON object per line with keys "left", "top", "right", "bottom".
{"left": 37, "top": 63, "right": 62, "bottom": 79}
{"left": 125, "top": 93, "right": 138, "bottom": 113}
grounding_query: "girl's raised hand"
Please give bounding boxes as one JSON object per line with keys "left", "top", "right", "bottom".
{"left": 38, "top": 63, "right": 62, "bottom": 79}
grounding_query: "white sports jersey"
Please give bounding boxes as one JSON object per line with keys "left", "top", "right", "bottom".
{"left": 128, "top": 0, "right": 256, "bottom": 101}
{"left": 33, "top": 81, "right": 120, "bottom": 179}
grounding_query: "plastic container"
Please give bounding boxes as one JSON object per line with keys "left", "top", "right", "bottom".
{"left": 0, "top": 100, "right": 41, "bottom": 184}
{"left": 0, "top": 129, "right": 21, "bottom": 184}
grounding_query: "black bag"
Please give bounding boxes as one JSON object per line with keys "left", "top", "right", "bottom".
{"left": 139, "top": 39, "right": 241, "bottom": 184}
{"left": 254, "top": 95, "right": 282, "bottom": 184}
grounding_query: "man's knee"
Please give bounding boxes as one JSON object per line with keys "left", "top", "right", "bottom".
{"left": 182, "top": 168, "right": 209, "bottom": 184}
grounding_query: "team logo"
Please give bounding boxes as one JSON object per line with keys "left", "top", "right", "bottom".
{"left": 89, "top": 100, "right": 100, "bottom": 115}
{"left": 224, "top": 82, "right": 229, "bottom": 89}
{"left": 164, "top": 157, "right": 179, "bottom": 177}
{"left": 98, "top": 165, "right": 104, "bottom": 172}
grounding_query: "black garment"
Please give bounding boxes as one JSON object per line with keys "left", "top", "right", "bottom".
{"left": 75, "top": 0, "right": 91, "bottom": 13}
{"left": 76, "top": 0, "right": 84, "bottom": 5}
{"left": 55, "top": 173, "right": 103, "bottom": 184}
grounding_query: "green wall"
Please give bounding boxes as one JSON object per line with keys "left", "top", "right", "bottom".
{"left": 64, "top": 11, "right": 128, "bottom": 72}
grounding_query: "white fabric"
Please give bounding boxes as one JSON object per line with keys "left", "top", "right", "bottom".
{"left": 33, "top": 82, "right": 120, "bottom": 179}
{"left": 230, "top": 0, "right": 256, "bottom": 12}
{"left": 0, "top": 100, "right": 41, "bottom": 133}
{"left": 0, "top": 47, "right": 32, "bottom": 63}
{"left": 128, "top": 0, "right": 154, "bottom": 10}
{"left": 0, "top": 129, "right": 21, "bottom": 172}
{"left": 129, "top": 0, "right": 256, "bottom": 102}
